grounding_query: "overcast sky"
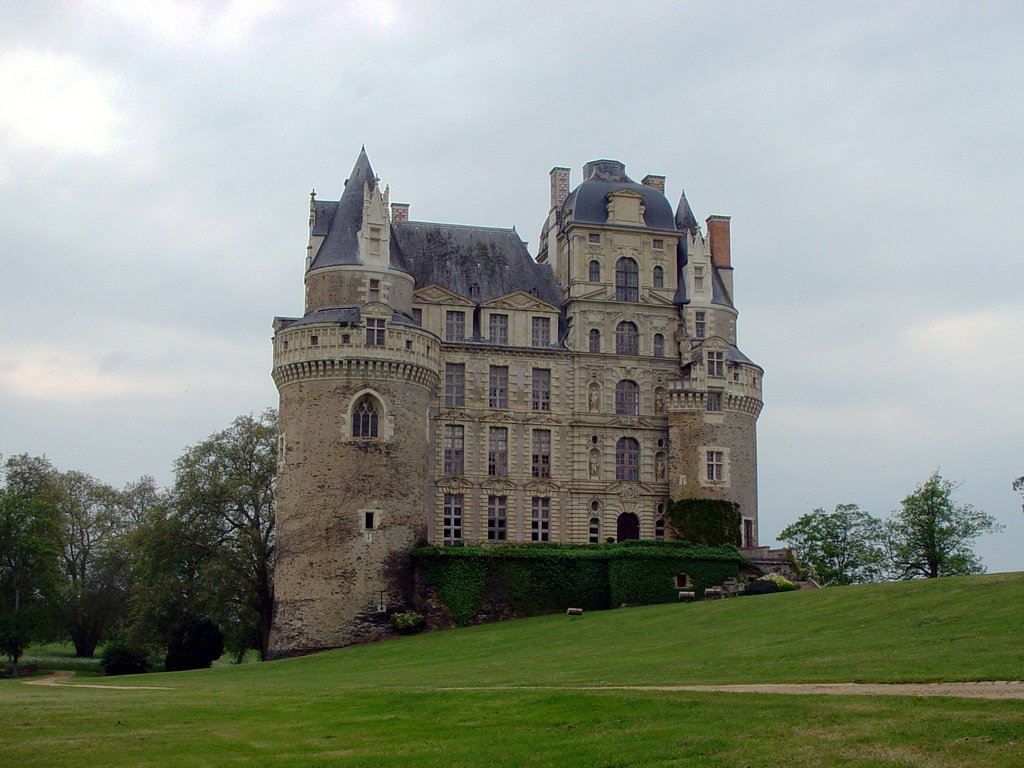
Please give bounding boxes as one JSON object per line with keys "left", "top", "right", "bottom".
{"left": 1, "top": 1, "right": 1021, "bottom": 572}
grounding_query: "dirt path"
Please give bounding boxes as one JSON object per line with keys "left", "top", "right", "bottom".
{"left": 21, "top": 670, "right": 172, "bottom": 691}
{"left": 439, "top": 682, "right": 1024, "bottom": 700}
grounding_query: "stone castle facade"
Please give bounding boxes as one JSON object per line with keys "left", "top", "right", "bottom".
{"left": 268, "top": 149, "right": 764, "bottom": 656}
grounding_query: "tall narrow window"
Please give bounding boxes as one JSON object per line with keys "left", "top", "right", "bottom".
{"left": 445, "top": 311, "right": 465, "bottom": 342}
{"left": 489, "top": 314, "right": 508, "bottom": 345}
{"left": 694, "top": 266, "right": 705, "bottom": 293}
{"left": 531, "top": 316, "right": 550, "bottom": 347}
{"left": 488, "top": 496, "right": 507, "bottom": 541}
{"left": 443, "top": 494, "right": 463, "bottom": 545}
{"left": 707, "top": 350, "right": 725, "bottom": 377}
{"left": 589, "top": 329, "right": 601, "bottom": 353}
{"left": 488, "top": 427, "right": 508, "bottom": 477}
{"left": 616, "top": 437, "right": 640, "bottom": 481}
{"left": 412, "top": 307, "right": 422, "bottom": 326}
{"left": 653, "top": 266, "right": 664, "bottom": 288}
{"left": 706, "top": 392, "right": 722, "bottom": 412}
{"left": 653, "top": 333, "right": 665, "bottom": 358}
{"left": 443, "top": 425, "right": 464, "bottom": 475}
{"left": 615, "top": 258, "right": 639, "bottom": 301}
{"left": 352, "top": 396, "right": 379, "bottom": 438}
{"left": 589, "top": 516, "right": 600, "bottom": 544}
{"left": 444, "top": 363, "right": 465, "bottom": 406}
{"left": 615, "top": 321, "right": 639, "bottom": 355}
{"left": 365, "top": 318, "right": 385, "bottom": 346}
{"left": 488, "top": 365, "right": 508, "bottom": 408}
{"left": 743, "top": 518, "right": 754, "bottom": 548}
{"left": 588, "top": 260, "right": 601, "bottom": 282}
{"left": 368, "top": 278, "right": 381, "bottom": 302}
{"left": 615, "top": 380, "right": 639, "bottom": 415}
{"left": 532, "top": 368, "right": 551, "bottom": 411}
{"left": 531, "top": 497, "right": 550, "bottom": 542}
{"left": 694, "top": 311, "right": 706, "bottom": 339}
{"left": 531, "top": 430, "right": 551, "bottom": 478}
{"left": 706, "top": 450, "right": 724, "bottom": 481}
{"left": 655, "top": 518, "right": 666, "bottom": 541}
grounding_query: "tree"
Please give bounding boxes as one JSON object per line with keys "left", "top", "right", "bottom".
{"left": 1013, "top": 476, "right": 1023, "bottom": 515}
{"left": 885, "top": 472, "right": 1003, "bottom": 579}
{"left": 171, "top": 410, "right": 277, "bottom": 660}
{"left": 778, "top": 504, "right": 885, "bottom": 585}
{"left": 0, "top": 490, "right": 60, "bottom": 675}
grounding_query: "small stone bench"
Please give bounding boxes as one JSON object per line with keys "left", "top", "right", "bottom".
{"left": 704, "top": 586, "right": 725, "bottom": 599}
{"left": 566, "top": 607, "right": 584, "bottom": 616}
{"left": 678, "top": 591, "right": 696, "bottom": 601}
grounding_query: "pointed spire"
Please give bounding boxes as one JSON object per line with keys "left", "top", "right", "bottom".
{"left": 347, "top": 145, "right": 376, "bottom": 192}
{"left": 675, "top": 190, "right": 699, "bottom": 232}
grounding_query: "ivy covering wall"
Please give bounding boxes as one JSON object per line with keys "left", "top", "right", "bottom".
{"left": 414, "top": 541, "right": 744, "bottom": 625}
{"left": 666, "top": 498, "right": 742, "bottom": 546}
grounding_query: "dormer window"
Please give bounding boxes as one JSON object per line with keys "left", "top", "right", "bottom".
{"left": 365, "top": 318, "right": 385, "bottom": 346}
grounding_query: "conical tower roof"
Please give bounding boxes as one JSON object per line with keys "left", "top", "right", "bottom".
{"left": 674, "top": 190, "right": 699, "bottom": 233}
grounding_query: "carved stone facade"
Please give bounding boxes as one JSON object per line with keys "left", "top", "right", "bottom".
{"left": 268, "top": 149, "right": 764, "bottom": 656}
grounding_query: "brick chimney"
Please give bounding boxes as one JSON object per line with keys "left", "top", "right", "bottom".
{"left": 641, "top": 174, "right": 665, "bottom": 194}
{"left": 706, "top": 215, "right": 732, "bottom": 268}
{"left": 550, "top": 167, "right": 570, "bottom": 208}
{"left": 391, "top": 202, "right": 410, "bottom": 222}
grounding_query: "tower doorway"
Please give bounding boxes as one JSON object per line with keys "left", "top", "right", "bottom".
{"left": 616, "top": 513, "right": 640, "bottom": 541}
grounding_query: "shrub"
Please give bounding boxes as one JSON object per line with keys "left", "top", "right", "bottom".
{"left": 390, "top": 611, "right": 425, "bottom": 635}
{"left": 100, "top": 640, "right": 150, "bottom": 676}
{"left": 744, "top": 573, "right": 798, "bottom": 596}
{"left": 164, "top": 617, "right": 225, "bottom": 672}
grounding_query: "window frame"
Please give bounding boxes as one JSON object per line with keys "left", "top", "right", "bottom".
{"left": 489, "top": 313, "right": 508, "bottom": 345}
{"left": 531, "top": 429, "right": 551, "bottom": 478}
{"left": 443, "top": 424, "right": 464, "bottom": 475}
{"left": 488, "top": 365, "right": 509, "bottom": 409}
{"left": 445, "top": 310, "right": 466, "bottom": 342}
{"left": 531, "top": 368, "right": 551, "bottom": 411}
{"left": 443, "top": 493, "right": 463, "bottom": 545}
{"left": 615, "top": 437, "right": 640, "bottom": 481}
{"left": 488, "top": 495, "right": 508, "bottom": 541}
{"left": 615, "top": 258, "right": 639, "bottom": 302}
{"left": 351, "top": 396, "right": 379, "bottom": 439}
{"left": 531, "top": 316, "right": 551, "bottom": 347}
{"left": 615, "top": 321, "right": 639, "bottom": 355}
{"left": 614, "top": 380, "right": 639, "bottom": 415}
{"left": 487, "top": 426, "right": 508, "bottom": 477}
{"left": 531, "top": 497, "right": 550, "bottom": 542}
{"left": 444, "top": 363, "right": 465, "bottom": 406}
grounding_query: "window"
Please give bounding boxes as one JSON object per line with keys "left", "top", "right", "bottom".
{"left": 443, "top": 425, "right": 464, "bottom": 475}
{"left": 614, "top": 380, "right": 639, "bottom": 415}
{"left": 707, "top": 350, "right": 725, "bottom": 377}
{"left": 706, "top": 450, "right": 724, "bottom": 481}
{"left": 365, "top": 318, "right": 385, "bottom": 346}
{"left": 531, "top": 316, "right": 550, "bottom": 347}
{"left": 445, "top": 311, "right": 465, "bottom": 342}
{"left": 341, "top": 333, "right": 350, "bottom": 344}
{"left": 589, "top": 328, "right": 601, "bottom": 353}
{"left": 615, "top": 437, "right": 639, "bottom": 481}
{"left": 488, "top": 496, "right": 507, "bottom": 541}
{"left": 368, "top": 278, "right": 380, "bottom": 302}
{"left": 743, "top": 518, "right": 754, "bottom": 548}
{"left": 615, "top": 321, "right": 639, "bottom": 355}
{"left": 364, "top": 511, "right": 376, "bottom": 530}
{"left": 352, "top": 396, "right": 379, "bottom": 438}
{"left": 531, "top": 430, "right": 551, "bottom": 478}
{"left": 652, "top": 238, "right": 664, "bottom": 250}
{"left": 694, "top": 266, "right": 705, "bottom": 293}
{"left": 653, "top": 265, "right": 664, "bottom": 288}
{"left": 444, "top": 363, "right": 465, "bottom": 406}
{"left": 531, "top": 497, "right": 550, "bottom": 542}
{"left": 532, "top": 368, "right": 551, "bottom": 411}
{"left": 412, "top": 308, "right": 422, "bottom": 325}
{"left": 488, "top": 365, "right": 508, "bottom": 408}
{"left": 588, "top": 233, "right": 601, "bottom": 244}
{"left": 653, "top": 333, "right": 665, "bottom": 358}
{"left": 488, "top": 427, "right": 508, "bottom": 477}
{"left": 489, "top": 314, "right": 508, "bottom": 345}
{"left": 588, "top": 260, "right": 601, "bottom": 282}
{"left": 655, "top": 518, "right": 666, "bottom": 541}
{"left": 706, "top": 392, "right": 722, "bottom": 412}
{"left": 589, "top": 516, "right": 600, "bottom": 544}
{"left": 615, "top": 258, "right": 639, "bottom": 301}
{"left": 310, "top": 334, "right": 319, "bottom": 346}
{"left": 694, "top": 311, "right": 706, "bottom": 339}
{"left": 443, "top": 494, "right": 463, "bottom": 545}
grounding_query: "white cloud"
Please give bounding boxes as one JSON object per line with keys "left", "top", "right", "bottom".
{"left": 0, "top": 49, "right": 124, "bottom": 156}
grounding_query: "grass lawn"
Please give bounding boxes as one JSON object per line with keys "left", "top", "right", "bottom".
{"left": 1, "top": 573, "right": 1021, "bottom": 767}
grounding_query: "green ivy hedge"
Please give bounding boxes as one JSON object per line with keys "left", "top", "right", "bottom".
{"left": 666, "top": 498, "right": 742, "bottom": 546}
{"left": 415, "top": 542, "right": 744, "bottom": 625}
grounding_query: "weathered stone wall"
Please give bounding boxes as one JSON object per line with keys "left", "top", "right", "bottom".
{"left": 305, "top": 265, "right": 415, "bottom": 314}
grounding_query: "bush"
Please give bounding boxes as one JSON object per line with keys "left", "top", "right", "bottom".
{"left": 744, "top": 573, "right": 797, "bottom": 596}
{"left": 390, "top": 611, "right": 425, "bottom": 635}
{"left": 100, "top": 640, "right": 150, "bottom": 676}
{"left": 164, "top": 617, "right": 224, "bottom": 672}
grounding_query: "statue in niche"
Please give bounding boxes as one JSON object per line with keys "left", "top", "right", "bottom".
{"left": 589, "top": 448, "right": 600, "bottom": 479}
{"left": 588, "top": 382, "right": 600, "bottom": 413}
{"left": 654, "top": 389, "right": 665, "bottom": 415}
{"left": 656, "top": 452, "right": 666, "bottom": 481}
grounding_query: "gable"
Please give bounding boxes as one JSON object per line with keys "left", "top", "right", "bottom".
{"left": 482, "top": 290, "right": 559, "bottom": 313}
{"left": 414, "top": 284, "right": 476, "bottom": 307}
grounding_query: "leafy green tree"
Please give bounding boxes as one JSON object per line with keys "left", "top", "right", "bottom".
{"left": 885, "top": 472, "right": 1003, "bottom": 579}
{"left": 0, "top": 490, "right": 60, "bottom": 675}
{"left": 778, "top": 504, "right": 885, "bottom": 585}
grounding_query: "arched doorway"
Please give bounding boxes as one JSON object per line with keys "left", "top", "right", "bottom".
{"left": 616, "top": 512, "right": 640, "bottom": 541}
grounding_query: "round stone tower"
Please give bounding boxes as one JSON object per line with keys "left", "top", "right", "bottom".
{"left": 268, "top": 149, "right": 439, "bottom": 657}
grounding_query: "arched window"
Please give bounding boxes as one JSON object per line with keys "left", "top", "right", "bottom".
{"left": 615, "top": 437, "right": 639, "bottom": 481}
{"left": 616, "top": 512, "right": 640, "bottom": 541}
{"left": 615, "top": 258, "right": 639, "bottom": 301}
{"left": 615, "top": 321, "right": 638, "bottom": 355}
{"left": 589, "top": 328, "right": 601, "bottom": 353}
{"left": 352, "top": 396, "right": 379, "bottom": 438}
{"left": 588, "top": 260, "right": 601, "bottom": 282}
{"left": 614, "top": 380, "right": 639, "bottom": 415}
{"left": 653, "top": 265, "right": 664, "bottom": 288}
{"left": 653, "top": 333, "right": 665, "bottom": 358}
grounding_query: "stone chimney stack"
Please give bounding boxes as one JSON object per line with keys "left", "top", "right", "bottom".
{"left": 706, "top": 215, "right": 732, "bottom": 268}
{"left": 391, "top": 202, "right": 410, "bottom": 222}
{"left": 550, "top": 167, "right": 571, "bottom": 208}
{"left": 641, "top": 174, "right": 666, "bottom": 194}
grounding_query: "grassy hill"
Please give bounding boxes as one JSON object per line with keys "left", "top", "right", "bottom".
{"left": 2, "top": 573, "right": 1022, "bottom": 767}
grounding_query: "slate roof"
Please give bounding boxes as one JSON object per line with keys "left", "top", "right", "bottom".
{"left": 711, "top": 265, "right": 734, "bottom": 308}
{"left": 392, "top": 221, "right": 563, "bottom": 308}
{"left": 561, "top": 159, "right": 676, "bottom": 231}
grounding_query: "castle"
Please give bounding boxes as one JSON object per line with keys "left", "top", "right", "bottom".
{"left": 267, "top": 148, "right": 764, "bottom": 656}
